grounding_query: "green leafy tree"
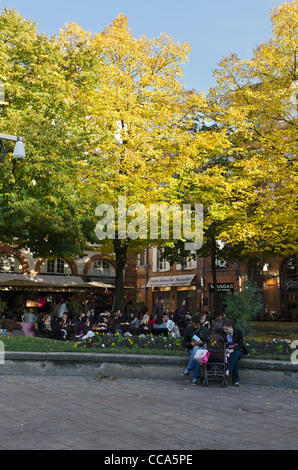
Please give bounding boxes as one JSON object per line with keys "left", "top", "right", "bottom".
{"left": 0, "top": 9, "right": 100, "bottom": 257}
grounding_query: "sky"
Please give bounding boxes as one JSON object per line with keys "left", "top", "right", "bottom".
{"left": 1, "top": 0, "right": 284, "bottom": 94}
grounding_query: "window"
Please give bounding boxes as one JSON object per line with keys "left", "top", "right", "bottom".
{"left": 137, "top": 251, "right": 146, "bottom": 267}
{"left": 46, "top": 260, "right": 55, "bottom": 273}
{"left": 216, "top": 259, "right": 227, "bottom": 268}
{"left": 41, "top": 258, "right": 71, "bottom": 275}
{"left": 56, "top": 258, "right": 65, "bottom": 274}
{"left": 249, "top": 262, "right": 263, "bottom": 278}
{"left": 216, "top": 240, "right": 227, "bottom": 268}
{"left": 176, "top": 251, "right": 197, "bottom": 270}
{"left": 90, "top": 260, "right": 115, "bottom": 278}
{"left": 152, "top": 248, "right": 170, "bottom": 271}
{"left": 0, "top": 253, "right": 23, "bottom": 273}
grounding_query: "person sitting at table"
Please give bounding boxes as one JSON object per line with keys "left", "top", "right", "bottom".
{"left": 74, "top": 312, "right": 86, "bottom": 327}
{"left": 147, "top": 313, "right": 157, "bottom": 332}
{"left": 75, "top": 316, "right": 95, "bottom": 340}
{"left": 50, "top": 316, "right": 65, "bottom": 340}
{"left": 107, "top": 311, "right": 116, "bottom": 332}
{"left": 37, "top": 313, "right": 48, "bottom": 337}
{"left": 162, "top": 312, "right": 178, "bottom": 337}
{"left": 98, "top": 311, "right": 114, "bottom": 332}
{"left": 60, "top": 312, "right": 72, "bottom": 340}
{"left": 139, "top": 311, "right": 150, "bottom": 334}
{"left": 114, "top": 309, "right": 126, "bottom": 324}
{"left": 152, "top": 313, "right": 169, "bottom": 336}
{"left": 96, "top": 310, "right": 110, "bottom": 325}
{"left": 97, "top": 315, "right": 109, "bottom": 328}
{"left": 37, "top": 313, "right": 52, "bottom": 337}
{"left": 37, "top": 314, "right": 64, "bottom": 340}
{"left": 128, "top": 312, "right": 139, "bottom": 335}
{"left": 113, "top": 311, "right": 123, "bottom": 334}
{"left": 85, "top": 309, "right": 95, "bottom": 327}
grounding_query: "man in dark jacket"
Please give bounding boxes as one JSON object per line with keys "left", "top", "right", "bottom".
{"left": 175, "top": 299, "right": 187, "bottom": 327}
{"left": 222, "top": 320, "right": 247, "bottom": 386}
{"left": 182, "top": 314, "right": 210, "bottom": 352}
{"left": 181, "top": 314, "right": 210, "bottom": 385}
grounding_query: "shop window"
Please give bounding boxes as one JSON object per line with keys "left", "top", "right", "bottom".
{"left": 0, "top": 253, "right": 23, "bottom": 273}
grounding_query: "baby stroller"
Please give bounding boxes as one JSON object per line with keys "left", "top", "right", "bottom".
{"left": 202, "top": 332, "right": 227, "bottom": 387}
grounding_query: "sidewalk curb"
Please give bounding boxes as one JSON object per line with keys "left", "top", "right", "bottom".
{"left": 1, "top": 352, "right": 297, "bottom": 387}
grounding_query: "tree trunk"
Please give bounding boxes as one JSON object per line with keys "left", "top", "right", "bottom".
{"left": 113, "top": 239, "right": 128, "bottom": 312}
{"left": 210, "top": 237, "right": 220, "bottom": 318}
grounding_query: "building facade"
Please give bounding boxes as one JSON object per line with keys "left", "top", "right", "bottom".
{"left": 0, "top": 243, "right": 137, "bottom": 314}
{"left": 135, "top": 247, "right": 298, "bottom": 322}
{"left": 0, "top": 242, "right": 296, "bottom": 322}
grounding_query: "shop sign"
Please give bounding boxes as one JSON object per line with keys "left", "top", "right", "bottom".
{"left": 147, "top": 274, "right": 195, "bottom": 287}
{"left": 209, "top": 283, "right": 234, "bottom": 292}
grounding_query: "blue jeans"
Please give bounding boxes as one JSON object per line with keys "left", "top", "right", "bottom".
{"left": 227, "top": 350, "right": 243, "bottom": 383}
{"left": 186, "top": 346, "right": 201, "bottom": 380}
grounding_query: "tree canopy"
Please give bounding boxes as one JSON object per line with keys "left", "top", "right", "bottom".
{"left": 203, "top": 0, "right": 298, "bottom": 257}
{"left": 0, "top": 9, "right": 100, "bottom": 257}
{"left": 0, "top": 5, "right": 297, "bottom": 312}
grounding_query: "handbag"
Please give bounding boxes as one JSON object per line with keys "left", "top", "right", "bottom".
{"left": 193, "top": 349, "right": 210, "bottom": 363}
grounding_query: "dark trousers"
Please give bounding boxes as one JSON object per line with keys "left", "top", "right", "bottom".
{"left": 227, "top": 350, "right": 243, "bottom": 383}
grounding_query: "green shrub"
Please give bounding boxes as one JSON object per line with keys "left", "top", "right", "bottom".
{"left": 223, "top": 278, "right": 262, "bottom": 336}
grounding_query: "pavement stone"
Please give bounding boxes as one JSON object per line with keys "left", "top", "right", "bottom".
{"left": 0, "top": 374, "right": 297, "bottom": 451}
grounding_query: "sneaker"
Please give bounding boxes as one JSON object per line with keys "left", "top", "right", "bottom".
{"left": 181, "top": 370, "right": 189, "bottom": 377}
{"left": 191, "top": 378, "right": 198, "bottom": 386}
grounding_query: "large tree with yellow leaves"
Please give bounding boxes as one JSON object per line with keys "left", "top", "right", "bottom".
{"left": 201, "top": 0, "right": 298, "bottom": 259}
{"left": 82, "top": 14, "right": 216, "bottom": 310}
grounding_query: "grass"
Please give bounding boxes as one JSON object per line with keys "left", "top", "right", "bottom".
{"left": 1, "top": 336, "right": 80, "bottom": 353}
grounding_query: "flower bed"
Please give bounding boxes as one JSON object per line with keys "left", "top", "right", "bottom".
{"left": 75, "top": 331, "right": 185, "bottom": 354}
{"left": 245, "top": 338, "right": 293, "bottom": 359}
{"left": 75, "top": 331, "right": 294, "bottom": 359}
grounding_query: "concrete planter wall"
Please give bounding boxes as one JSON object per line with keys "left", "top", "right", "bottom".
{"left": 1, "top": 352, "right": 297, "bottom": 388}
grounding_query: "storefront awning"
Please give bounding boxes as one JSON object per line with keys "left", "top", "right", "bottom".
{"left": 75, "top": 281, "right": 115, "bottom": 289}
{"left": 0, "top": 274, "right": 116, "bottom": 291}
{"left": 147, "top": 274, "right": 196, "bottom": 287}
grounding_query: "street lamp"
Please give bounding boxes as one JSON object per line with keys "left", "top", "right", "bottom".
{"left": 0, "top": 133, "right": 26, "bottom": 161}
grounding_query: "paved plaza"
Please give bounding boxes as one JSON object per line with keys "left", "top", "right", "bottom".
{"left": 0, "top": 374, "right": 297, "bottom": 451}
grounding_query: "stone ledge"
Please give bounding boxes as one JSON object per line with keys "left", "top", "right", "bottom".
{"left": 1, "top": 352, "right": 297, "bottom": 387}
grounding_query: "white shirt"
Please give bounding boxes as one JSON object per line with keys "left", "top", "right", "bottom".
{"left": 165, "top": 319, "right": 175, "bottom": 334}
{"left": 57, "top": 303, "right": 68, "bottom": 318}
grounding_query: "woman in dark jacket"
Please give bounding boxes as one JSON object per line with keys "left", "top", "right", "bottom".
{"left": 222, "top": 320, "right": 247, "bottom": 386}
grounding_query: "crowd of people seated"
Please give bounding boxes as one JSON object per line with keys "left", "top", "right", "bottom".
{"left": 0, "top": 296, "right": 246, "bottom": 386}
{"left": 0, "top": 296, "right": 230, "bottom": 345}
